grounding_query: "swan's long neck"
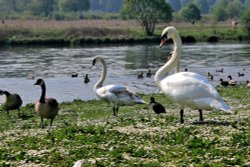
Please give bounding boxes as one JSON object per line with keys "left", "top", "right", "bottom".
{"left": 39, "top": 83, "right": 46, "bottom": 103}
{"left": 94, "top": 59, "right": 107, "bottom": 91}
{"left": 154, "top": 34, "right": 182, "bottom": 86}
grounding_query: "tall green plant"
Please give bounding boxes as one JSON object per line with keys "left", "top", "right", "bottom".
{"left": 121, "top": 0, "right": 173, "bottom": 36}
{"left": 180, "top": 3, "right": 201, "bottom": 23}
{"left": 212, "top": 5, "right": 227, "bottom": 21}
{"left": 28, "top": 0, "right": 55, "bottom": 16}
{"left": 241, "top": 8, "right": 250, "bottom": 38}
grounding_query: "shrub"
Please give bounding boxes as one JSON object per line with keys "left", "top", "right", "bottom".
{"left": 207, "top": 36, "right": 219, "bottom": 42}
{"left": 240, "top": 8, "right": 250, "bottom": 39}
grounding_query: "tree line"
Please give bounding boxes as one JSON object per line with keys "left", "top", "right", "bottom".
{"left": 0, "top": 0, "right": 123, "bottom": 20}
{"left": 0, "top": 0, "right": 249, "bottom": 21}
{"left": 0, "top": 0, "right": 250, "bottom": 37}
{"left": 121, "top": 0, "right": 250, "bottom": 36}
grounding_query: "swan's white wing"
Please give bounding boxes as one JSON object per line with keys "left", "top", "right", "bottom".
{"left": 160, "top": 72, "right": 218, "bottom": 98}
{"left": 96, "top": 85, "right": 127, "bottom": 97}
{"left": 160, "top": 72, "right": 231, "bottom": 111}
{"left": 96, "top": 85, "right": 145, "bottom": 105}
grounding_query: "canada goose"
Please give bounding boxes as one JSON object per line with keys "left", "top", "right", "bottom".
{"left": 150, "top": 97, "right": 166, "bottom": 114}
{"left": 155, "top": 26, "right": 231, "bottom": 123}
{"left": 34, "top": 79, "right": 59, "bottom": 130}
{"left": 92, "top": 57, "right": 145, "bottom": 116}
{"left": 71, "top": 73, "right": 78, "bottom": 78}
{"left": 219, "top": 78, "right": 229, "bottom": 87}
{"left": 146, "top": 69, "right": 152, "bottom": 77}
{"left": 0, "top": 90, "right": 22, "bottom": 116}
{"left": 238, "top": 72, "right": 244, "bottom": 77}
{"left": 207, "top": 72, "right": 214, "bottom": 81}
{"left": 84, "top": 74, "right": 90, "bottom": 83}
{"left": 216, "top": 68, "right": 224, "bottom": 73}
{"left": 228, "top": 75, "right": 238, "bottom": 86}
{"left": 137, "top": 72, "right": 144, "bottom": 79}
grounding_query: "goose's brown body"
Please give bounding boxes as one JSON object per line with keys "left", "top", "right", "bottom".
{"left": 35, "top": 99, "right": 58, "bottom": 119}
{"left": 0, "top": 90, "right": 22, "bottom": 115}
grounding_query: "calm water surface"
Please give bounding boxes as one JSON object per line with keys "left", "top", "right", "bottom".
{"left": 0, "top": 43, "right": 249, "bottom": 104}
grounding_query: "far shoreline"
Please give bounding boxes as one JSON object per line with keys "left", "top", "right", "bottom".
{"left": 0, "top": 19, "right": 249, "bottom": 46}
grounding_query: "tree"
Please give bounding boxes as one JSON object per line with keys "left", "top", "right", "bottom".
{"left": 240, "top": 8, "right": 250, "bottom": 38}
{"left": 4, "top": 0, "right": 17, "bottom": 12}
{"left": 28, "top": 0, "right": 55, "bottom": 16}
{"left": 59, "top": 0, "right": 89, "bottom": 12}
{"left": 227, "top": 0, "right": 242, "bottom": 18}
{"left": 167, "top": 0, "right": 181, "bottom": 11}
{"left": 121, "top": 0, "right": 173, "bottom": 36}
{"left": 193, "top": 0, "right": 209, "bottom": 14}
{"left": 181, "top": 3, "right": 201, "bottom": 23}
{"left": 212, "top": 5, "right": 228, "bottom": 21}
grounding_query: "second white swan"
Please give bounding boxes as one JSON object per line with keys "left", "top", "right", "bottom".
{"left": 92, "top": 56, "right": 145, "bottom": 116}
{"left": 155, "top": 26, "right": 231, "bottom": 123}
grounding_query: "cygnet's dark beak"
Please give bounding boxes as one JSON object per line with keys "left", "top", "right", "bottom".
{"left": 160, "top": 39, "right": 166, "bottom": 48}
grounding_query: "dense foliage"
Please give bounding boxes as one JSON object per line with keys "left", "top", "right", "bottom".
{"left": 240, "top": 8, "right": 250, "bottom": 38}
{"left": 0, "top": 0, "right": 250, "bottom": 21}
{"left": 121, "top": 0, "right": 173, "bottom": 35}
{"left": 59, "top": 0, "right": 89, "bottom": 12}
{"left": 180, "top": 3, "right": 201, "bottom": 23}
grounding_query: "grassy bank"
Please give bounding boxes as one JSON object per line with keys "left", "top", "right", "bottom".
{"left": 0, "top": 20, "right": 249, "bottom": 46}
{"left": 0, "top": 85, "right": 249, "bottom": 166}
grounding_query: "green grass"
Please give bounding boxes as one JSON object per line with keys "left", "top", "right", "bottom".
{"left": 0, "top": 86, "right": 249, "bottom": 166}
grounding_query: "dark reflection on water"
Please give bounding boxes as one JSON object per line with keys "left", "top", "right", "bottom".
{"left": 0, "top": 43, "right": 249, "bottom": 104}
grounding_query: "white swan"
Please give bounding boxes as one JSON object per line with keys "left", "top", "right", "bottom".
{"left": 155, "top": 26, "right": 232, "bottom": 123}
{"left": 92, "top": 56, "right": 146, "bottom": 116}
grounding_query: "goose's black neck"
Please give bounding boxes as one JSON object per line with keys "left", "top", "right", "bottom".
{"left": 39, "top": 83, "right": 46, "bottom": 103}
{"left": 3, "top": 91, "right": 10, "bottom": 97}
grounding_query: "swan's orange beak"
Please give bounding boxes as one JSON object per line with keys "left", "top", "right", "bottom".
{"left": 160, "top": 39, "right": 166, "bottom": 48}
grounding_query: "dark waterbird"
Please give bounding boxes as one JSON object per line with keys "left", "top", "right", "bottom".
{"left": 137, "top": 72, "right": 143, "bottom": 79}
{"left": 216, "top": 68, "right": 224, "bottom": 73}
{"left": 84, "top": 74, "right": 90, "bottom": 83}
{"left": 238, "top": 72, "right": 244, "bottom": 77}
{"left": 228, "top": 75, "right": 238, "bottom": 86}
{"left": 146, "top": 69, "right": 152, "bottom": 77}
{"left": 150, "top": 97, "right": 166, "bottom": 114}
{"left": 219, "top": 78, "right": 229, "bottom": 87}
{"left": 207, "top": 72, "right": 214, "bottom": 81}
{"left": 71, "top": 73, "right": 78, "bottom": 78}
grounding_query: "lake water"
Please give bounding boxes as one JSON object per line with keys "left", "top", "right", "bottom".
{"left": 0, "top": 43, "right": 249, "bottom": 105}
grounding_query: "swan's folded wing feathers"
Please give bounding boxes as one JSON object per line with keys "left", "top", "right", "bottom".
{"left": 109, "top": 85, "right": 137, "bottom": 99}
{"left": 186, "top": 72, "right": 223, "bottom": 99}
{"left": 164, "top": 72, "right": 222, "bottom": 100}
{"left": 108, "top": 85, "right": 127, "bottom": 93}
